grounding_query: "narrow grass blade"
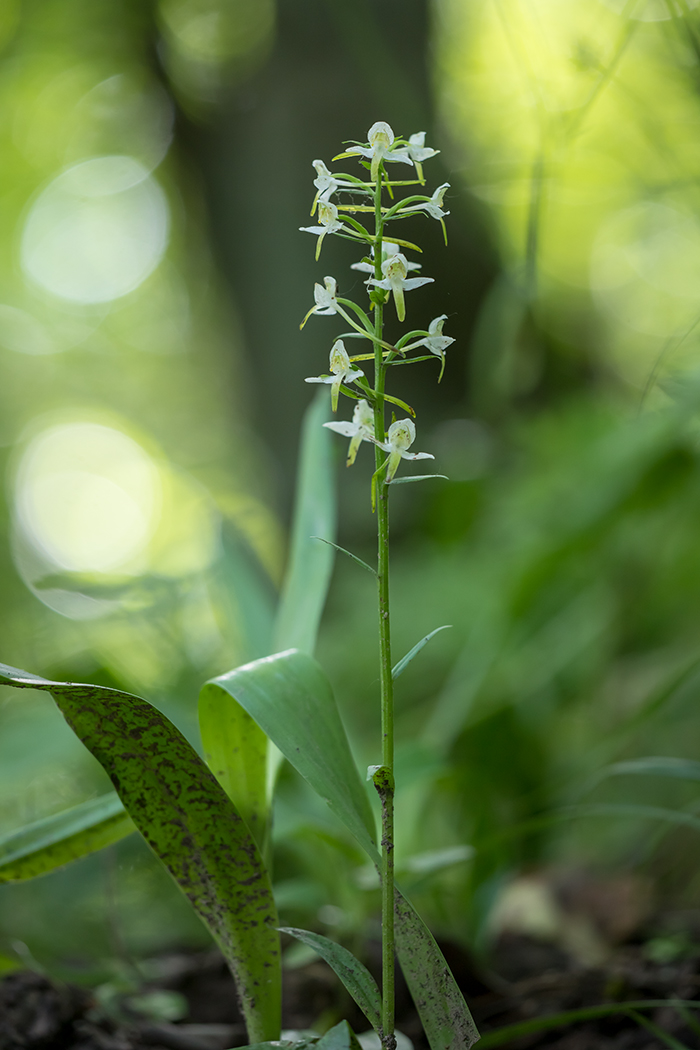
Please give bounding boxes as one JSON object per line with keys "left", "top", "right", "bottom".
{"left": 0, "top": 662, "right": 281, "bottom": 1044}
{"left": 392, "top": 626, "right": 452, "bottom": 681}
{"left": 205, "top": 649, "right": 378, "bottom": 864}
{"left": 313, "top": 537, "right": 376, "bottom": 576}
{"left": 587, "top": 756, "right": 700, "bottom": 793}
{"left": 387, "top": 475, "right": 448, "bottom": 486}
{"left": 394, "top": 889, "right": 479, "bottom": 1050}
{"left": 274, "top": 391, "right": 337, "bottom": 655}
{"left": 280, "top": 927, "right": 381, "bottom": 1032}
{"left": 0, "top": 793, "right": 134, "bottom": 882}
{"left": 475, "top": 1001, "right": 700, "bottom": 1048}
{"left": 627, "top": 1009, "right": 691, "bottom": 1050}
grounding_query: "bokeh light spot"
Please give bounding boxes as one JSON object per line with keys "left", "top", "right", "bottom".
{"left": 15, "top": 422, "right": 161, "bottom": 574}
{"left": 21, "top": 156, "right": 169, "bottom": 304}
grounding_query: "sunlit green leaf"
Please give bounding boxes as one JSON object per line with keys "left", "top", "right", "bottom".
{"left": 205, "top": 649, "right": 377, "bottom": 862}
{"left": 0, "top": 793, "right": 134, "bottom": 883}
{"left": 274, "top": 391, "right": 337, "bottom": 655}
{"left": 279, "top": 926, "right": 381, "bottom": 1032}
{"left": 0, "top": 662, "right": 281, "bottom": 1045}
{"left": 199, "top": 685, "right": 268, "bottom": 851}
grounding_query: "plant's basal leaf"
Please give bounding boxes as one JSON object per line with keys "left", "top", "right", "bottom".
{"left": 274, "top": 391, "right": 337, "bottom": 655}
{"left": 0, "top": 793, "right": 134, "bottom": 882}
{"left": 279, "top": 927, "right": 381, "bottom": 1033}
{"left": 199, "top": 685, "right": 268, "bottom": 851}
{"left": 392, "top": 627, "right": 452, "bottom": 681}
{"left": 207, "top": 652, "right": 474, "bottom": 1050}
{"left": 0, "top": 662, "right": 280, "bottom": 1044}
{"left": 394, "top": 889, "right": 479, "bottom": 1050}
{"left": 206, "top": 650, "right": 377, "bottom": 863}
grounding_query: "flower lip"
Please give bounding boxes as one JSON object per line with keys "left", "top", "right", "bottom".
{"left": 368, "top": 121, "right": 395, "bottom": 147}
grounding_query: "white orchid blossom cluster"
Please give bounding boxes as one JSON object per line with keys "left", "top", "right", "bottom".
{"left": 301, "top": 121, "right": 453, "bottom": 493}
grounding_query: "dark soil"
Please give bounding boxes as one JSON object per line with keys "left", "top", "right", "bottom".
{"left": 2, "top": 934, "right": 700, "bottom": 1050}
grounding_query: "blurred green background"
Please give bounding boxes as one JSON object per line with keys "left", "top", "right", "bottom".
{"left": 2, "top": 0, "right": 700, "bottom": 982}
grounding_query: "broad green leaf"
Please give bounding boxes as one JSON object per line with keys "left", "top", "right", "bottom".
{"left": 279, "top": 927, "right": 381, "bottom": 1032}
{"left": 207, "top": 650, "right": 476, "bottom": 1050}
{"left": 394, "top": 890, "right": 479, "bottom": 1050}
{"left": 392, "top": 626, "right": 452, "bottom": 681}
{"left": 199, "top": 688, "right": 268, "bottom": 851}
{"left": 0, "top": 662, "right": 281, "bottom": 1045}
{"left": 274, "top": 391, "right": 337, "bottom": 654}
{"left": 205, "top": 649, "right": 377, "bottom": 863}
{"left": 0, "top": 793, "right": 134, "bottom": 883}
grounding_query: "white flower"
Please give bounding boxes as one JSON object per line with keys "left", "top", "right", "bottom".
{"left": 368, "top": 252, "right": 433, "bottom": 322}
{"left": 373, "top": 418, "right": 434, "bottom": 482}
{"left": 405, "top": 315, "right": 454, "bottom": 380}
{"left": 299, "top": 276, "right": 339, "bottom": 328}
{"left": 312, "top": 160, "right": 341, "bottom": 203}
{"left": 311, "top": 160, "right": 362, "bottom": 209}
{"left": 299, "top": 200, "right": 345, "bottom": 259}
{"left": 313, "top": 275, "right": 338, "bottom": 314}
{"left": 401, "top": 182, "right": 450, "bottom": 221}
{"left": 346, "top": 121, "right": 413, "bottom": 182}
{"left": 323, "top": 398, "right": 375, "bottom": 465}
{"left": 351, "top": 241, "right": 422, "bottom": 276}
{"left": 406, "top": 132, "right": 439, "bottom": 165}
{"left": 305, "top": 339, "right": 364, "bottom": 412}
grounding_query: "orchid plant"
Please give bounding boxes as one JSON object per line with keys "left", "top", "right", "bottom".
{"left": 298, "top": 121, "right": 458, "bottom": 1048}
{"left": 0, "top": 122, "right": 476, "bottom": 1050}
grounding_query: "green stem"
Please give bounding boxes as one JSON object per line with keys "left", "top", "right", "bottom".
{"left": 372, "top": 164, "right": 396, "bottom": 1050}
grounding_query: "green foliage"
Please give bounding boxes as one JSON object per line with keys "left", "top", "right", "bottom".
{"left": 0, "top": 662, "right": 281, "bottom": 1044}
{"left": 0, "top": 794, "right": 132, "bottom": 883}
{"left": 273, "top": 391, "right": 337, "bottom": 655}
{"left": 280, "top": 926, "right": 382, "bottom": 1032}
{"left": 204, "top": 650, "right": 377, "bottom": 862}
